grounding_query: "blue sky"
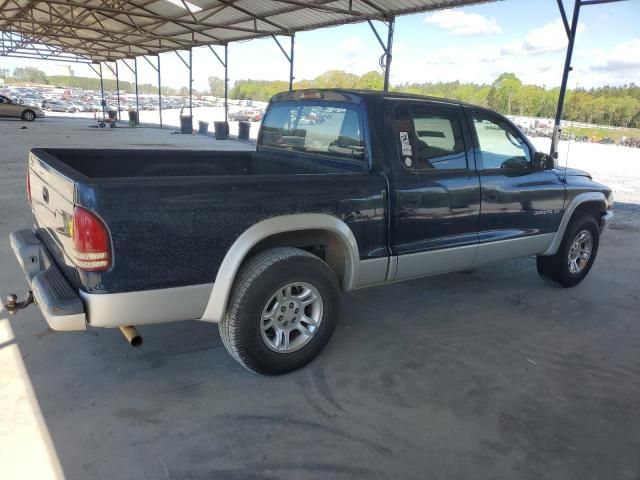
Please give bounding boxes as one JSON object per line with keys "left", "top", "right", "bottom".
{"left": 2, "top": 0, "right": 639, "bottom": 90}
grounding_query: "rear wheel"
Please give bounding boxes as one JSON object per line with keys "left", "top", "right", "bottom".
{"left": 537, "top": 213, "right": 600, "bottom": 287}
{"left": 219, "top": 247, "right": 341, "bottom": 375}
{"left": 21, "top": 110, "right": 36, "bottom": 121}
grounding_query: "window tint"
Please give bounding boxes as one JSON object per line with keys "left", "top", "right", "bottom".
{"left": 261, "top": 103, "right": 364, "bottom": 161}
{"left": 472, "top": 113, "right": 531, "bottom": 169}
{"left": 394, "top": 105, "right": 466, "bottom": 171}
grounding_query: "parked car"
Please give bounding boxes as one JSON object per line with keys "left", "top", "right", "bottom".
{"left": 0, "top": 94, "right": 45, "bottom": 121}
{"left": 44, "top": 101, "right": 76, "bottom": 113}
{"left": 6, "top": 89, "right": 613, "bottom": 375}
{"left": 229, "top": 109, "right": 262, "bottom": 122}
{"left": 84, "top": 103, "right": 101, "bottom": 113}
{"left": 68, "top": 102, "right": 88, "bottom": 112}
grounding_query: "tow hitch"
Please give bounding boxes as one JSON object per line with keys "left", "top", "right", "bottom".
{"left": 4, "top": 291, "right": 34, "bottom": 315}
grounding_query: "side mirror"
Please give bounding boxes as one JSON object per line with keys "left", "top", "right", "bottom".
{"left": 533, "top": 151, "right": 555, "bottom": 170}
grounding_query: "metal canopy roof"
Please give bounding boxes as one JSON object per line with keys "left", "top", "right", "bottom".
{"left": 0, "top": 0, "right": 495, "bottom": 62}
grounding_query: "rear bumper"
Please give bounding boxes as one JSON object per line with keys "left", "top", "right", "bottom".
{"left": 10, "top": 229, "right": 213, "bottom": 330}
{"left": 10, "top": 229, "right": 86, "bottom": 331}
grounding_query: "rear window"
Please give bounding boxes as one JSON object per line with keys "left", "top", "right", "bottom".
{"left": 394, "top": 105, "right": 467, "bottom": 171}
{"left": 260, "top": 102, "right": 365, "bottom": 161}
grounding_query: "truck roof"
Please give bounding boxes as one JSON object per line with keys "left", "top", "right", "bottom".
{"left": 271, "top": 88, "right": 478, "bottom": 109}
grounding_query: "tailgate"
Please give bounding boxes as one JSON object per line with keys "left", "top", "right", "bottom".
{"left": 28, "top": 150, "right": 77, "bottom": 271}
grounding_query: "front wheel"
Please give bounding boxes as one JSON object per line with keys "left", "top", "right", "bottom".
{"left": 21, "top": 110, "right": 36, "bottom": 121}
{"left": 219, "top": 247, "right": 341, "bottom": 375}
{"left": 537, "top": 213, "right": 600, "bottom": 287}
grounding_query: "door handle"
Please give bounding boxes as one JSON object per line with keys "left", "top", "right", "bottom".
{"left": 484, "top": 192, "right": 499, "bottom": 202}
{"left": 399, "top": 194, "right": 422, "bottom": 209}
{"left": 451, "top": 205, "right": 470, "bottom": 213}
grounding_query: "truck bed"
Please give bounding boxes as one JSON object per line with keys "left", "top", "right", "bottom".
{"left": 28, "top": 147, "right": 385, "bottom": 297}
{"left": 34, "top": 148, "right": 359, "bottom": 179}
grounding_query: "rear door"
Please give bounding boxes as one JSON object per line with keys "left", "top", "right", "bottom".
{"left": 465, "top": 109, "right": 565, "bottom": 265}
{"left": 390, "top": 100, "right": 481, "bottom": 281}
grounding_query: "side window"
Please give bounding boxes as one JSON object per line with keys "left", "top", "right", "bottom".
{"left": 394, "top": 105, "right": 467, "bottom": 171}
{"left": 472, "top": 113, "right": 531, "bottom": 169}
{"left": 261, "top": 102, "right": 364, "bottom": 161}
{"left": 0, "top": 96, "right": 7, "bottom": 104}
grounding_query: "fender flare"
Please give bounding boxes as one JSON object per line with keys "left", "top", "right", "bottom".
{"left": 541, "top": 191, "right": 607, "bottom": 256}
{"left": 199, "top": 214, "right": 360, "bottom": 323}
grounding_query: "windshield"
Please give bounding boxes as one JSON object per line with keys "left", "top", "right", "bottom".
{"left": 259, "top": 101, "right": 365, "bottom": 162}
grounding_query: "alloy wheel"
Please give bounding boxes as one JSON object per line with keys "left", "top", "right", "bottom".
{"left": 260, "top": 282, "right": 323, "bottom": 353}
{"left": 567, "top": 229, "right": 593, "bottom": 275}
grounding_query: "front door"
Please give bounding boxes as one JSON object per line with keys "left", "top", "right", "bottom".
{"left": 0, "top": 95, "right": 12, "bottom": 117}
{"left": 390, "top": 101, "right": 481, "bottom": 281}
{"left": 466, "top": 109, "right": 565, "bottom": 266}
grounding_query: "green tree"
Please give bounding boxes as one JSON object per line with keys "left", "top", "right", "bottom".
{"left": 487, "top": 73, "right": 522, "bottom": 115}
{"left": 358, "top": 71, "right": 384, "bottom": 90}
{"left": 13, "top": 66, "right": 48, "bottom": 84}
{"left": 208, "top": 76, "right": 225, "bottom": 97}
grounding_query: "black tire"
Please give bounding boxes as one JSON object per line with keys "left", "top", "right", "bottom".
{"left": 21, "top": 110, "right": 36, "bottom": 121}
{"left": 219, "top": 247, "right": 341, "bottom": 375}
{"left": 536, "top": 213, "right": 600, "bottom": 287}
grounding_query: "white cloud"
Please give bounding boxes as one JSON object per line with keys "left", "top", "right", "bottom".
{"left": 342, "top": 37, "right": 363, "bottom": 56}
{"left": 590, "top": 38, "right": 640, "bottom": 73}
{"left": 424, "top": 10, "right": 502, "bottom": 36}
{"left": 576, "top": 47, "right": 605, "bottom": 59}
{"left": 429, "top": 44, "right": 502, "bottom": 65}
{"left": 501, "top": 19, "right": 585, "bottom": 55}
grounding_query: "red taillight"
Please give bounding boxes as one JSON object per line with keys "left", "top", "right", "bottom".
{"left": 72, "top": 207, "right": 111, "bottom": 272}
{"left": 26, "top": 170, "right": 32, "bottom": 204}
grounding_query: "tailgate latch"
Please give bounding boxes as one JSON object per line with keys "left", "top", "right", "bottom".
{"left": 4, "top": 291, "right": 34, "bottom": 315}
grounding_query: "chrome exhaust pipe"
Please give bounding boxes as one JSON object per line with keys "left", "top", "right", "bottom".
{"left": 118, "top": 326, "right": 143, "bottom": 347}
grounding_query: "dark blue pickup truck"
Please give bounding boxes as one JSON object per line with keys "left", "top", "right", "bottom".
{"left": 7, "top": 89, "right": 613, "bottom": 374}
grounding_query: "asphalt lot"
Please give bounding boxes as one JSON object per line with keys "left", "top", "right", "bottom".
{"left": 1, "top": 116, "right": 639, "bottom": 480}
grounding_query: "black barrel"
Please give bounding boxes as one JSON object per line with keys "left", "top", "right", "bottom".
{"left": 238, "top": 121, "right": 251, "bottom": 141}
{"left": 180, "top": 115, "right": 193, "bottom": 134}
{"left": 198, "top": 120, "right": 209, "bottom": 135}
{"left": 214, "top": 121, "right": 229, "bottom": 140}
{"left": 128, "top": 110, "right": 138, "bottom": 124}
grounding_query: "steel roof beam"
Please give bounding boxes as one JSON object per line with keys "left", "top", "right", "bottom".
{"left": 3, "top": 12, "right": 195, "bottom": 48}
{"left": 214, "top": 0, "right": 289, "bottom": 32}
{"left": 27, "top": 0, "right": 279, "bottom": 35}
{"left": 270, "top": 0, "right": 384, "bottom": 19}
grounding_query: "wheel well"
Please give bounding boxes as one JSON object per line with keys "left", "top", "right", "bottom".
{"left": 573, "top": 201, "right": 606, "bottom": 224}
{"left": 242, "top": 229, "right": 347, "bottom": 286}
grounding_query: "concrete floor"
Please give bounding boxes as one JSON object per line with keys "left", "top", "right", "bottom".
{"left": 1, "top": 116, "right": 640, "bottom": 480}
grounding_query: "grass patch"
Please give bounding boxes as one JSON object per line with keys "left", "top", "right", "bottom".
{"left": 563, "top": 126, "right": 640, "bottom": 141}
